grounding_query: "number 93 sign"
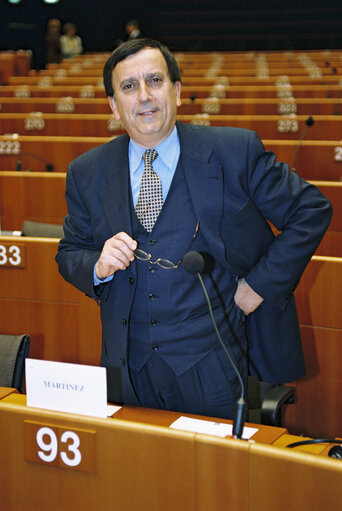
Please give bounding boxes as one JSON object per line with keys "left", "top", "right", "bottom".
{"left": 24, "top": 421, "right": 96, "bottom": 473}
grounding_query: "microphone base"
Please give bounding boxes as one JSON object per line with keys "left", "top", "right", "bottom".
{"left": 233, "top": 397, "right": 247, "bottom": 439}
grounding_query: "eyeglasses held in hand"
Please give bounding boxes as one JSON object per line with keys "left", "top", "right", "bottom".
{"left": 133, "top": 220, "right": 200, "bottom": 270}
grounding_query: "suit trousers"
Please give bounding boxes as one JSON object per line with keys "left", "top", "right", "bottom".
{"left": 129, "top": 345, "right": 244, "bottom": 420}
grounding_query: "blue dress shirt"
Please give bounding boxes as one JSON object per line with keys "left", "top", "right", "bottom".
{"left": 94, "top": 126, "right": 180, "bottom": 285}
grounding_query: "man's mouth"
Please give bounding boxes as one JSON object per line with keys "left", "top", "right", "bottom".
{"left": 137, "top": 108, "right": 158, "bottom": 117}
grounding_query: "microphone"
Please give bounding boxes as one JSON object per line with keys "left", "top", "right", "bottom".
{"left": 15, "top": 152, "right": 55, "bottom": 172}
{"left": 182, "top": 250, "right": 247, "bottom": 439}
{"left": 291, "top": 116, "right": 315, "bottom": 173}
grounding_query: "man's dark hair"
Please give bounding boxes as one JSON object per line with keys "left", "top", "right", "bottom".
{"left": 103, "top": 38, "right": 181, "bottom": 97}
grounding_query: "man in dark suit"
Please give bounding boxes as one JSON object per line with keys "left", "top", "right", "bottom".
{"left": 56, "top": 38, "right": 332, "bottom": 419}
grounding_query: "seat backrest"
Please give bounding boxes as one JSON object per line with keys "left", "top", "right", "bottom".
{"left": 248, "top": 375, "right": 295, "bottom": 426}
{"left": 0, "top": 334, "right": 31, "bottom": 392}
{"left": 247, "top": 375, "right": 276, "bottom": 424}
{"left": 21, "top": 220, "right": 64, "bottom": 238}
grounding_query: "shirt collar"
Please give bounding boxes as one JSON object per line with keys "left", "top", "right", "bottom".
{"left": 129, "top": 126, "right": 179, "bottom": 174}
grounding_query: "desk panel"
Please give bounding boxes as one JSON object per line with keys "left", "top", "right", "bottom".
{"left": 0, "top": 398, "right": 195, "bottom": 511}
{"left": 0, "top": 171, "right": 66, "bottom": 230}
{"left": 0, "top": 113, "right": 340, "bottom": 140}
{"left": 295, "top": 256, "right": 342, "bottom": 329}
{"left": 0, "top": 237, "right": 102, "bottom": 366}
{"left": 0, "top": 394, "right": 340, "bottom": 511}
{"left": 249, "top": 442, "right": 342, "bottom": 511}
{"left": 1, "top": 136, "right": 341, "bottom": 182}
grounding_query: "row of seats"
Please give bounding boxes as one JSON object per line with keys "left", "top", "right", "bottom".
{"left": 0, "top": 112, "right": 340, "bottom": 140}
{"left": 1, "top": 96, "right": 341, "bottom": 115}
{"left": 1, "top": 83, "right": 342, "bottom": 98}
{"left": 1, "top": 135, "right": 341, "bottom": 181}
{"left": 0, "top": 171, "right": 340, "bottom": 257}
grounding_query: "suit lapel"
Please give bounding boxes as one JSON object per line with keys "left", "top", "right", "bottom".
{"left": 177, "top": 122, "right": 227, "bottom": 264}
{"left": 100, "top": 135, "right": 134, "bottom": 236}
{"left": 98, "top": 124, "right": 227, "bottom": 264}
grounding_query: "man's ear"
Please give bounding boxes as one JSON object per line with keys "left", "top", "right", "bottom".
{"left": 107, "top": 96, "right": 121, "bottom": 120}
{"left": 174, "top": 81, "right": 182, "bottom": 107}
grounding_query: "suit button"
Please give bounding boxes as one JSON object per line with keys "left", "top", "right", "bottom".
{"left": 152, "top": 344, "right": 158, "bottom": 351}
{"left": 151, "top": 319, "right": 157, "bottom": 326}
{"left": 149, "top": 239, "right": 156, "bottom": 246}
{"left": 149, "top": 293, "right": 156, "bottom": 301}
{"left": 122, "top": 319, "right": 127, "bottom": 326}
{"left": 120, "top": 358, "right": 125, "bottom": 366}
{"left": 149, "top": 266, "right": 157, "bottom": 273}
{"left": 128, "top": 277, "right": 134, "bottom": 285}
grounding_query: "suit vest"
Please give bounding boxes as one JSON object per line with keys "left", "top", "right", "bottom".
{"left": 128, "top": 156, "right": 247, "bottom": 377}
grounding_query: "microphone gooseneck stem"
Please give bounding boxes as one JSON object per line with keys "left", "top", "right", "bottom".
{"left": 196, "top": 272, "right": 247, "bottom": 439}
{"left": 291, "top": 124, "right": 309, "bottom": 172}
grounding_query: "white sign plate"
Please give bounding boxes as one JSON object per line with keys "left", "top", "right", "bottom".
{"left": 170, "top": 416, "right": 258, "bottom": 440}
{"left": 26, "top": 359, "right": 109, "bottom": 418}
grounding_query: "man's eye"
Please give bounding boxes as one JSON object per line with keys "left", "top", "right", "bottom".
{"left": 123, "top": 82, "right": 136, "bottom": 90}
{"left": 149, "top": 76, "right": 163, "bottom": 85}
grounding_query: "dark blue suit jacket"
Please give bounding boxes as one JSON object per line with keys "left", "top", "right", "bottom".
{"left": 56, "top": 122, "right": 332, "bottom": 405}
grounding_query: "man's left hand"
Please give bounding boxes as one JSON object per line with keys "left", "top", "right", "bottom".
{"left": 234, "top": 278, "right": 264, "bottom": 315}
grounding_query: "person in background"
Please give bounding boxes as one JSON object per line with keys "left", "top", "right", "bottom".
{"left": 125, "top": 19, "right": 143, "bottom": 40}
{"left": 45, "top": 18, "right": 61, "bottom": 67}
{"left": 60, "top": 23, "right": 83, "bottom": 59}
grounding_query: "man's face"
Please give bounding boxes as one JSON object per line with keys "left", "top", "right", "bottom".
{"left": 108, "top": 48, "right": 181, "bottom": 148}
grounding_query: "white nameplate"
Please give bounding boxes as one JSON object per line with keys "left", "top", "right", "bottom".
{"left": 170, "top": 416, "right": 258, "bottom": 440}
{"left": 26, "top": 359, "right": 110, "bottom": 418}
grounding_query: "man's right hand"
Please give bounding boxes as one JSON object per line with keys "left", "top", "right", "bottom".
{"left": 95, "top": 232, "right": 137, "bottom": 279}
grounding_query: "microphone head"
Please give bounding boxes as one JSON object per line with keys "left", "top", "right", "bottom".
{"left": 46, "top": 163, "right": 55, "bottom": 172}
{"left": 182, "top": 251, "right": 205, "bottom": 274}
{"left": 305, "top": 116, "right": 315, "bottom": 127}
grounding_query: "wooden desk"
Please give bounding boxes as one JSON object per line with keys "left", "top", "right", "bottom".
{"left": 0, "top": 135, "right": 105, "bottom": 172}
{"left": 0, "top": 171, "right": 67, "bottom": 230}
{"left": 0, "top": 387, "right": 18, "bottom": 400}
{"left": 0, "top": 236, "right": 102, "bottom": 366}
{"left": 0, "top": 113, "right": 340, "bottom": 140}
{"left": 0, "top": 51, "right": 30, "bottom": 83}
{"left": 2, "top": 84, "right": 342, "bottom": 100}
{"left": 0, "top": 391, "right": 341, "bottom": 511}
{"left": 1, "top": 135, "right": 341, "bottom": 182}
{"left": 0, "top": 84, "right": 106, "bottom": 99}
{"left": 288, "top": 256, "right": 342, "bottom": 438}
{"left": 248, "top": 441, "right": 342, "bottom": 511}
{"left": 8, "top": 67, "right": 342, "bottom": 83}
{"left": 312, "top": 181, "right": 342, "bottom": 257}
{"left": 1, "top": 96, "right": 342, "bottom": 116}
{"left": 0, "top": 173, "right": 339, "bottom": 257}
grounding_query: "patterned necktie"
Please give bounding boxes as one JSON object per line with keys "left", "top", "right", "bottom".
{"left": 135, "top": 149, "right": 163, "bottom": 232}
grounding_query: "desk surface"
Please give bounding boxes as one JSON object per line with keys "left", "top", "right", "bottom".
{"left": 0, "top": 390, "right": 336, "bottom": 456}
{"left": 1, "top": 388, "right": 341, "bottom": 511}
{"left": 0, "top": 391, "right": 285, "bottom": 445}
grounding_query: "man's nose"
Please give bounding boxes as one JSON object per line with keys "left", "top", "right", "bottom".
{"left": 138, "top": 82, "right": 153, "bottom": 102}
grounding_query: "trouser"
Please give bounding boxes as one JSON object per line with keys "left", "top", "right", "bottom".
{"left": 130, "top": 345, "right": 246, "bottom": 420}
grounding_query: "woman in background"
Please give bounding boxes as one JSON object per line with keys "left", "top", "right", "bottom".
{"left": 60, "top": 23, "right": 83, "bottom": 59}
